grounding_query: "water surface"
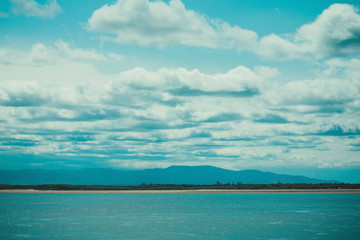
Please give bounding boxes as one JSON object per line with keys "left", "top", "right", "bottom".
{"left": 0, "top": 193, "right": 359, "bottom": 239}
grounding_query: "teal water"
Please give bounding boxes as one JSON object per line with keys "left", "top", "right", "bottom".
{"left": 0, "top": 193, "right": 359, "bottom": 239}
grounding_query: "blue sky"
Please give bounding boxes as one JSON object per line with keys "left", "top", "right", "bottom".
{"left": 0, "top": 0, "right": 360, "bottom": 182}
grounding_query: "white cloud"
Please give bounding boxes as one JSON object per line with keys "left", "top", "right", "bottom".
{"left": 278, "top": 78, "right": 358, "bottom": 108}
{"left": 296, "top": 4, "right": 360, "bottom": 58}
{"left": 88, "top": 1, "right": 360, "bottom": 60}
{"left": 258, "top": 4, "right": 360, "bottom": 60}
{"left": 111, "top": 65, "right": 269, "bottom": 92}
{"left": 0, "top": 41, "right": 120, "bottom": 66}
{"left": 55, "top": 40, "right": 108, "bottom": 62}
{"left": 102, "top": 65, "right": 274, "bottom": 109}
{"left": 108, "top": 159, "right": 172, "bottom": 169}
{"left": 263, "top": 58, "right": 360, "bottom": 133}
{"left": 0, "top": 79, "right": 90, "bottom": 108}
{"left": 324, "top": 58, "right": 360, "bottom": 79}
{"left": 11, "top": 0, "right": 62, "bottom": 18}
{"left": 88, "top": 0, "right": 257, "bottom": 50}
{"left": 0, "top": 80, "right": 51, "bottom": 107}
{"left": 0, "top": 43, "right": 52, "bottom": 66}
{"left": 257, "top": 34, "right": 303, "bottom": 60}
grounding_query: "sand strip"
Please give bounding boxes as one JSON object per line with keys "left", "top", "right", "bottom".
{"left": 1, "top": 189, "right": 360, "bottom": 194}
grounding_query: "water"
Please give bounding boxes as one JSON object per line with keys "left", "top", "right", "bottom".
{"left": 0, "top": 193, "right": 359, "bottom": 240}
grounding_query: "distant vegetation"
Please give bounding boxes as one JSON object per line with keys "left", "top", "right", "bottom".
{"left": 1, "top": 182, "right": 359, "bottom": 191}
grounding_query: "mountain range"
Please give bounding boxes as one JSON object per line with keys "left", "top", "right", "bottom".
{"left": 0, "top": 166, "right": 339, "bottom": 185}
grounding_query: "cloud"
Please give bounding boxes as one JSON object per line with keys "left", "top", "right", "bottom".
{"left": 88, "top": 2, "right": 360, "bottom": 60}
{"left": 255, "top": 114, "right": 289, "bottom": 124}
{"left": 258, "top": 4, "right": 360, "bottom": 60}
{"left": 257, "top": 34, "right": 302, "bottom": 60}
{"left": 278, "top": 78, "right": 353, "bottom": 107}
{"left": 55, "top": 41, "right": 108, "bottom": 62}
{"left": 88, "top": 0, "right": 257, "bottom": 50}
{"left": 114, "top": 65, "right": 265, "bottom": 93}
{"left": 0, "top": 78, "right": 91, "bottom": 108}
{"left": 170, "top": 87, "right": 259, "bottom": 98}
{"left": 108, "top": 159, "right": 172, "bottom": 169}
{"left": 268, "top": 60, "right": 360, "bottom": 115}
{"left": 348, "top": 141, "right": 360, "bottom": 151}
{"left": 296, "top": 3, "right": 360, "bottom": 58}
{"left": 103, "top": 66, "right": 269, "bottom": 110}
{"left": 0, "top": 41, "right": 121, "bottom": 66}
{"left": 0, "top": 137, "right": 39, "bottom": 147}
{"left": 10, "top": 0, "right": 62, "bottom": 18}
{"left": 0, "top": 43, "right": 52, "bottom": 66}
{"left": 204, "top": 113, "right": 242, "bottom": 123}
{"left": 268, "top": 136, "right": 320, "bottom": 149}
{"left": 0, "top": 81, "right": 51, "bottom": 107}
{"left": 317, "top": 125, "right": 360, "bottom": 136}
{"left": 18, "top": 108, "right": 123, "bottom": 123}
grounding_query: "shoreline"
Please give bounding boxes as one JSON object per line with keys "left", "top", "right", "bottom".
{"left": 1, "top": 189, "right": 360, "bottom": 194}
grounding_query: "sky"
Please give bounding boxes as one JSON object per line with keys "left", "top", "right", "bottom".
{"left": 0, "top": 0, "right": 360, "bottom": 182}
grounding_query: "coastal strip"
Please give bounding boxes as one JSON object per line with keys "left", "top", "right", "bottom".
{"left": 1, "top": 189, "right": 360, "bottom": 194}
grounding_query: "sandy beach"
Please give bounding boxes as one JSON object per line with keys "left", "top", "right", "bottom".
{"left": 1, "top": 189, "right": 360, "bottom": 194}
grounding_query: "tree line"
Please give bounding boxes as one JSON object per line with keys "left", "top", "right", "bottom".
{"left": 1, "top": 182, "right": 359, "bottom": 191}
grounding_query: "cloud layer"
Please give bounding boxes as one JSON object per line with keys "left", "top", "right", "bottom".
{"left": 0, "top": 41, "right": 359, "bottom": 171}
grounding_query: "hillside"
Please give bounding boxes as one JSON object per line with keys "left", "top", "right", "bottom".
{"left": 0, "top": 165, "right": 338, "bottom": 185}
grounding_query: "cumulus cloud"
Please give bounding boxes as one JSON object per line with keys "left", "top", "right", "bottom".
{"left": 278, "top": 78, "right": 356, "bottom": 107}
{"left": 88, "top": 1, "right": 360, "bottom": 60}
{"left": 88, "top": 0, "right": 257, "bottom": 50}
{"left": 269, "top": 59, "right": 360, "bottom": 116}
{"left": 0, "top": 79, "right": 93, "bottom": 111}
{"left": 102, "top": 65, "right": 273, "bottom": 109}
{"left": 296, "top": 3, "right": 360, "bottom": 58}
{"left": 258, "top": 4, "right": 360, "bottom": 59}
{"left": 0, "top": 81, "right": 50, "bottom": 107}
{"left": 109, "top": 65, "right": 267, "bottom": 93}
{"left": 11, "top": 0, "right": 62, "bottom": 18}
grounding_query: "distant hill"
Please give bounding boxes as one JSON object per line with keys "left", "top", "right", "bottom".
{"left": 0, "top": 165, "right": 338, "bottom": 185}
